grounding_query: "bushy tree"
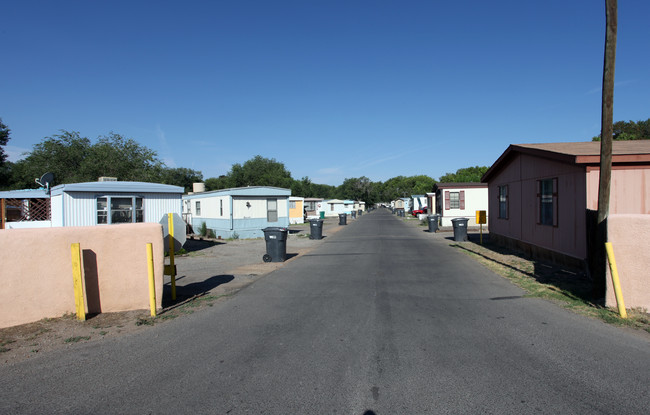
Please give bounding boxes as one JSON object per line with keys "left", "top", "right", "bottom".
{"left": 438, "top": 166, "right": 488, "bottom": 183}
{"left": 7, "top": 130, "right": 197, "bottom": 190}
{"left": 228, "top": 155, "right": 293, "bottom": 188}
{"left": 592, "top": 118, "right": 650, "bottom": 141}
{"left": 0, "top": 118, "right": 12, "bottom": 188}
{"left": 159, "top": 167, "right": 203, "bottom": 193}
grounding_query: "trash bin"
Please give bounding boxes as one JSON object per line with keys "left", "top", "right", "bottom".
{"left": 309, "top": 219, "right": 323, "bottom": 240}
{"left": 319, "top": 211, "right": 325, "bottom": 219}
{"left": 262, "top": 227, "right": 288, "bottom": 262}
{"left": 427, "top": 215, "right": 440, "bottom": 233}
{"left": 451, "top": 218, "right": 469, "bottom": 242}
{"left": 338, "top": 213, "right": 347, "bottom": 225}
{"left": 351, "top": 210, "right": 357, "bottom": 219}
{"left": 358, "top": 209, "right": 362, "bottom": 216}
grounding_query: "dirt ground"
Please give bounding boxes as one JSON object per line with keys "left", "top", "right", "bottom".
{"left": 0, "top": 218, "right": 345, "bottom": 365}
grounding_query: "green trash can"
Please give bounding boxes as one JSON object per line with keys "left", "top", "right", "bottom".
{"left": 319, "top": 211, "right": 325, "bottom": 219}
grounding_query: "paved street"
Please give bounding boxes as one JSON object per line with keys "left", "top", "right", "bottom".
{"left": 1, "top": 209, "right": 649, "bottom": 414}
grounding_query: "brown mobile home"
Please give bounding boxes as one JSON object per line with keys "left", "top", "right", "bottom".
{"left": 481, "top": 141, "right": 650, "bottom": 267}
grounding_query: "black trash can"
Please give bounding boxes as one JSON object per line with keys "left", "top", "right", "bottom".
{"left": 427, "top": 215, "right": 440, "bottom": 233}
{"left": 262, "top": 227, "right": 288, "bottom": 262}
{"left": 358, "top": 209, "right": 362, "bottom": 216}
{"left": 351, "top": 210, "right": 357, "bottom": 219}
{"left": 338, "top": 213, "right": 347, "bottom": 225}
{"left": 309, "top": 219, "right": 324, "bottom": 240}
{"left": 451, "top": 218, "right": 469, "bottom": 242}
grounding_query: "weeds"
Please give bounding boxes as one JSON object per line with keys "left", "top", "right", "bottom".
{"left": 454, "top": 241, "right": 650, "bottom": 333}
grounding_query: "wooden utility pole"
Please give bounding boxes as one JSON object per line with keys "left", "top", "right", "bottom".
{"left": 594, "top": 0, "right": 617, "bottom": 297}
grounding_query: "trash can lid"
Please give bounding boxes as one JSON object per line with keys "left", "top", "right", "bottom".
{"left": 262, "top": 227, "right": 288, "bottom": 232}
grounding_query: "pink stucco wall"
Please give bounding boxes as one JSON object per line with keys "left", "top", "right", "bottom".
{"left": 586, "top": 166, "right": 650, "bottom": 214}
{"left": 487, "top": 153, "right": 588, "bottom": 260}
{"left": 606, "top": 215, "right": 650, "bottom": 311}
{"left": 0, "top": 223, "right": 164, "bottom": 328}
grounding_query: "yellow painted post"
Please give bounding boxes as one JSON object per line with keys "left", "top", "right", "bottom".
{"left": 168, "top": 213, "right": 176, "bottom": 301}
{"left": 605, "top": 242, "right": 627, "bottom": 318}
{"left": 70, "top": 243, "right": 86, "bottom": 321}
{"left": 146, "top": 243, "right": 157, "bottom": 317}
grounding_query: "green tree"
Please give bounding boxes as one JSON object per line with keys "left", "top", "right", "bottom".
{"left": 379, "top": 175, "right": 436, "bottom": 202}
{"left": 204, "top": 175, "right": 232, "bottom": 191}
{"left": 0, "top": 118, "right": 11, "bottom": 188}
{"left": 81, "top": 132, "right": 163, "bottom": 182}
{"left": 227, "top": 155, "right": 294, "bottom": 188}
{"left": 438, "top": 166, "right": 488, "bottom": 183}
{"left": 158, "top": 167, "right": 203, "bottom": 193}
{"left": 10, "top": 131, "right": 92, "bottom": 188}
{"left": 592, "top": 118, "right": 650, "bottom": 141}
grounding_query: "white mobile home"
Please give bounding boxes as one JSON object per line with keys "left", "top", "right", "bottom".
{"left": 433, "top": 182, "right": 488, "bottom": 227}
{"left": 183, "top": 186, "right": 291, "bottom": 239}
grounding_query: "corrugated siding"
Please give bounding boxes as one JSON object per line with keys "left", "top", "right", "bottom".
{"left": 63, "top": 192, "right": 182, "bottom": 227}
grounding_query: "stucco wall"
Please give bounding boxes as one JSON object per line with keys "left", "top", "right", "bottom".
{"left": 605, "top": 215, "right": 650, "bottom": 311}
{"left": 0, "top": 223, "right": 164, "bottom": 328}
{"left": 487, "top": 153, "right": 588, "bottom": 260}
{"left": 586, "top": 166, "right": 650, "bottom": 214}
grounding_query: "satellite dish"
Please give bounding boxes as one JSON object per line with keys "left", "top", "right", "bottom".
{"left": 35, "top": 172, "right": 54, "bottom": 191}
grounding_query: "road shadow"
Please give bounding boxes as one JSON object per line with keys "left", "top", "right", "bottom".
{"left": 162, "top": 274, "right": 235, "bottom": 307}
{"left": 182, "top": 239, "right": 225, "bottom": 253}
{"left": 451, "top": 240, "right": 594, "bottom": 304}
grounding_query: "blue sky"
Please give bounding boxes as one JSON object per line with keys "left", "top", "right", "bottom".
{"left": 2, "top": 1, "right": 649, "bottom": 186}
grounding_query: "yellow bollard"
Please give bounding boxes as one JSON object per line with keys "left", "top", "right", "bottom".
{"left": 146, "top": 243, "right": 157, "bottom": 317}
{"left": 70, "top": 243, "right": 86, "bottom": 321}
{"left": 168, "top": 212, "right": 176, "bottom": 301}
{"left": 605, "top": 242, "right": 627, "bottom": 319}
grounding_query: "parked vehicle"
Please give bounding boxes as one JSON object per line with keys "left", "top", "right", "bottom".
{"left": 412, "top": 207, "right": 428, "bottom": 216}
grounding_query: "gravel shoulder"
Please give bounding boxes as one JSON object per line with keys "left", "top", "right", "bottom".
{"left": 1, "top": 218, "right": 345, "bottom": 365}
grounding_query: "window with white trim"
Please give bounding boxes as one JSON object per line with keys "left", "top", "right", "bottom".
{"left": 267, "top": 198, "right": 278, "bottom": 222}
{"left": 97, "top": 196, "right": 144, "bottom": 224}
{"left": 195, "top": 201, "right": 201, "bottom": 216}
{"left": 449, "top": 192, "right": 460, "bottom": 209}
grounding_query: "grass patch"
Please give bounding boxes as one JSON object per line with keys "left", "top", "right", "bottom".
{"left": 135, "top": 317, "right": 155, "bottom": 326}
{"left": 453, "top": 241, "right": 650, "bottom": 333}
{"left": 64, "top": 336, "right": 90, "bottom": 343}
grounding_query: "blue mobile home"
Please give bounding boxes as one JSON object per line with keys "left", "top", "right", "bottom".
{"left": 182, "top": 186, "right": 291, "bottom": 239}
{"left": 1, "top": 181, "right": 183, "bottom": 229}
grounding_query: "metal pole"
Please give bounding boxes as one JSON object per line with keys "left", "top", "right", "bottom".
{"left": 146, "top": 243, "right": 157, "bottom": 317}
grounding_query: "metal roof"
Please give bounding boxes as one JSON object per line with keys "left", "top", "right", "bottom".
{"left": 50, "top": 181, "right": 184, "bottom": 195}
{"left": 0, "top": 188, "right": 50, "bottom": 199}
{"left": 183, "top": 186, "right": 291, "bottom": 199}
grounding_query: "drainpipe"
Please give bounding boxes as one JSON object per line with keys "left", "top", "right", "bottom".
{"left": 230, "top": 196, "right": 234, "bottom": 230}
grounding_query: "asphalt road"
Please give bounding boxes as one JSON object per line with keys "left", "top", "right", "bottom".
{"left": 1, "top": 209, "right": 649, "bottom": 414}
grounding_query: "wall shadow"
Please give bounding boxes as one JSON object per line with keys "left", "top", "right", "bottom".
{"left": 162, "top": 274, "right": 235, "bottom": 307}
{"left": 82, "top": 249, "right": 102, "bottom": 314}
{"left": 452, "top": 240, "right": 594, "bottom": 304}
{"left": 182, "top": 239, "right": 225, "bottom": 253}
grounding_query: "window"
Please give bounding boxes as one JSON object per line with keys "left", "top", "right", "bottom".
{"left": 537, "top": 178, "right": 558, "bottom": 226}
{"left": 289, "top": 201, "right": 296, "bottom": 209}
{"left": 449, "top": 192, "right": 460, "bottom": 209}
{"left": 195, "top": 201, "right": 201, "bottom": 216}
{"left": 220, "top": 199, "right": 223, "bottom": 216}
{"left": 96, "top": 196, "right": 143, "bottom": 225}
{"left": 498, "top": 185, "right": 508, "bottom": 219}
{"left": 444, "top": 190, "right": 465, "bottom": 210}
{"left": 267, "top": 198, "right": 278, "bottom": 222}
